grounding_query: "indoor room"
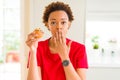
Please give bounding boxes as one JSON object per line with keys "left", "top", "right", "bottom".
{"left": 0, "top": 0, "right": 120, "bottom": 80}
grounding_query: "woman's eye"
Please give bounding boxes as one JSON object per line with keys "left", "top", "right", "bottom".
{"left": 62, "top": 21, "right": 66, "bottom": 25}
{"left": 51, "top": 22, "right": 56, "bottom": 25}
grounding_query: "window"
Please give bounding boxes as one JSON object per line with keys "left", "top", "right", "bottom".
{"left": 86, "top": 21, "right": 120, "bottom": 66}
{"left": 86, "top": 0, "right": 120, "bottom": 67}
{"left": 0, "top": 0, "right": 20, "bottom": 80}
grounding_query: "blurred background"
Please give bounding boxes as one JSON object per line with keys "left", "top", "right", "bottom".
{"left": 0, "top": 0, "right": 20, "bottom": 80}
{"left": 0, "top": 0, "right": 120, "bottom": 80}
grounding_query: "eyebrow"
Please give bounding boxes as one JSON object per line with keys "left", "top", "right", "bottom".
{"left": 50, "top": 18, "right": 68, "bottom": 21}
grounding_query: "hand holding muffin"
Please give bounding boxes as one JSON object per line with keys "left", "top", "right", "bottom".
{"left": 26, "top": 28, "right": 44, "bottom": 48}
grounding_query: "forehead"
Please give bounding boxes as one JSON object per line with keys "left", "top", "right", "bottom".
{"left": 48, "top": 10, "right": 69, "bottom": 20}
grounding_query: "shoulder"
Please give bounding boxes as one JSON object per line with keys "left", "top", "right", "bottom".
{"left": 37, "top": 38, "right": 49, "bottom": 48}
{"left": 38, "top": 38, "right": 49, "bottom": 44}
{"left": 72, "top": 41, "right": 85, "bottom": 47}
{"left": 67, "top": 38, "right": 86, "bottom": 55}
{"left": 67, "top": 38, "right": 85, "bottom": 49}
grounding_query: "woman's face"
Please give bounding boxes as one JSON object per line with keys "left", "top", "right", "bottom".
{"left": 47, "top": 10, "right": 70, "bottom": 37}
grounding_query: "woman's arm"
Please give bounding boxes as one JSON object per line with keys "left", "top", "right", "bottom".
{"left": 26, "top": 30, "right": 43, "bottom": 80}
{"left": 76, "top": 69, "right": 87, "bottom": 80}
{"left": 60, "top": 55, "right": 87, "bottom": 80}
{"left": 27, "top": 49, "right": 42, "bottom": 80}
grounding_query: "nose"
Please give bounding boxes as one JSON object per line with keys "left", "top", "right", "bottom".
{"left": 56, "top": 23, "right": 62, "bottom": 29}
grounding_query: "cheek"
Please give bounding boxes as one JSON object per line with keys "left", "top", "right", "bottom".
{"left": 64, "top": 26, "right": 69, "bottom": 31}
{"left": 49, "top": 28, "right": 56, "bottom": 35}
{"left": 64, "top": 29, "right": 68, "bottom": 34}
{"left": 62, "top": 28, "right": 68, "bottom": 35}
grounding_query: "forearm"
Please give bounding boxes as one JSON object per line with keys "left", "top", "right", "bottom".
{"left": 60, "top": 55, "right": 81, "bottom": 80}
{"left": 27, "top": 49, "right": 41, "bottom": 80}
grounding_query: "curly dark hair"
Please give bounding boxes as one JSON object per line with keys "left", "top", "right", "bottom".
{"left": 42, "top": 1, "right": 74, "bottom": 26}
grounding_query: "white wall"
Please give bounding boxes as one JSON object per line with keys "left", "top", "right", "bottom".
{"left": 86, "top": 0, "right": 120, "bottom": 21}
{"left": 21, "top": 0, "right": 31, "bottom": 80}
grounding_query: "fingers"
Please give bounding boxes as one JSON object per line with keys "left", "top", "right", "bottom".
{"left": 55, "top": 31, "right": 59, "bottom": 41}
{"left": 52, "top": 36, "right": 57, "bottom": 45}
{"left": 25, "top": 32, "right": 38, "bottom": 47}
{"left": 28, "top": 33, "right": 34, "bottom": 40}
{"left": 58, "top": 31, "right": 63, "bottom": 43}
{"left": 26, "top": 38, "right": 37, "bottom": 47}
{"left": 54, "top": 30, "right": 65, "bottom": 44}
{"left": 60, "top": 30, "right": 66, "bottom": 43}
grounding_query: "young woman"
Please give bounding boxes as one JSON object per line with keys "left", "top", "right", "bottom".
{"left": 26, "top": 1, "right": 88, "bottom": 80}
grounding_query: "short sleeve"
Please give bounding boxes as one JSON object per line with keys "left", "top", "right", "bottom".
{"left": 76, "top": 45, "right": 88, "bottom": 69}
{"left": 36, "top": 44, "right": 42, "bottom": 67}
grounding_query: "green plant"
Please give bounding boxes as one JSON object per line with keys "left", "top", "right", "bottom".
{"left": 91, "top": 36, "right": 99, "bottom": 49}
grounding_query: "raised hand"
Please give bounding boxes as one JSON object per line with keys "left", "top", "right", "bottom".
{"left": 49, "top": 30, "right": 72, "bottom": 58}
{"left": 26, "top": 28, "right": 44, "bottom": 51}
